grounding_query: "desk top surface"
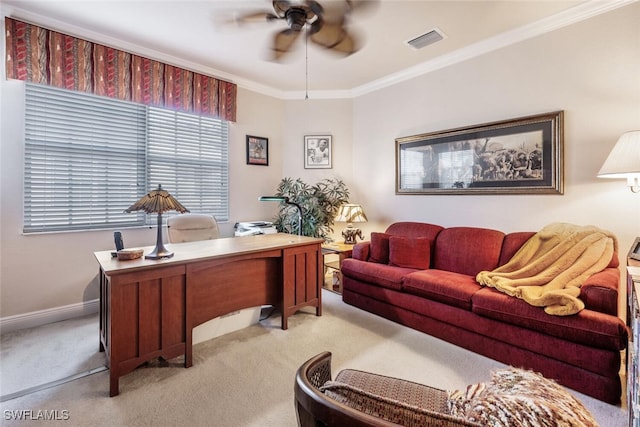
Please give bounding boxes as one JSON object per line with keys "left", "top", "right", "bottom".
{"left": 95, "top": 233, "right": 323, "bottom": 274}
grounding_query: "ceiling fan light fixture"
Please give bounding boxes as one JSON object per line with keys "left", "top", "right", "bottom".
{"left": 405, "top": 28, "right": 446, "bottom": 50}
{"left": 286, "top": 8, "right": 309, "bottom": 31}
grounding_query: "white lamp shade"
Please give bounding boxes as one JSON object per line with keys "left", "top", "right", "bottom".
{"left": 335, "top": 204, "right": 367, "bottom": 223}
{"left": 597, "top": 131, "right": 640, "bottom": 179}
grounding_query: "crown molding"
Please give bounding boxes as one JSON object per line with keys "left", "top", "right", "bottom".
{"left": 349, "top": 0, "right": 638, "bottom": 98}
{"left": 2, "top": 0, "right": 636, "bottom": 101}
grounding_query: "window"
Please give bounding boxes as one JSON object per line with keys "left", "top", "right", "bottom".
{"left": 24, "top": 83, "right": 229, "bottom": 233}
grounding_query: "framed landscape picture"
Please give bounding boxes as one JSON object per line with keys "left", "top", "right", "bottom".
{"left": 396, "top": 111, "right": 564, "bottom": 195}
{"left": 246, "top": 135, "right": 268, "bottom": 166}
{"left": 304, "top": 135, "right": 332, "bottom": 169}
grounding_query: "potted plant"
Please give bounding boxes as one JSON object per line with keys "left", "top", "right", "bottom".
{"left": 271, "top": 177, "right": 350, "bottom": 241}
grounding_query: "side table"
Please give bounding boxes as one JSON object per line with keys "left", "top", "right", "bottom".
{"left": 322, "top": 242, "right": 354, "bottom": 293}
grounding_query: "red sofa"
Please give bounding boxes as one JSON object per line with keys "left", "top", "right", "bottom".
{"left": 340, "top": 222, "right": 628, "bottom": 404}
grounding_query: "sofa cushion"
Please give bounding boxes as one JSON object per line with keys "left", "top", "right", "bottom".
{"left": 471, "top": 287, "right": 628, "bottom": 350}
{"left": 341, "top": 259, "right": 417, "bottom": 291}
{"left": 351, "top": 242, "right": 370, "bottom": 261}
{"left": 389, "top": 236, "right": 431, "bottom": 269}
{"left": 499, "top": 232, "right": 535, "bottom": 266}
{"left": 369, "top": 232, "right": 390, "bottom": 264}
{"left": 385, "top": 222, "right": 444, "bottom": 241}
{"left": 432, "top": 227, "right": 505, "bottom": 276}
{"left": 579, "top": 268, "right": 620, "bottom": 315}
{"left": 402, "top": 270, "right": 481, "bottom": 310}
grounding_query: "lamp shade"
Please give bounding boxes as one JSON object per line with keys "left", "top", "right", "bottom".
{"left": 258, "top": 196, "right": 288, "bottom": 202}
{"left": 598, "top": 131, "right": 640, "bottom": 178}
{"left": 335, "top": 204, "right": 368, "bottom": 223}
{"left": 124, "top": 184, "right": 189, "bottom": 259}
{"left": 125, "top": 184, "right": 189, "bottom": 214}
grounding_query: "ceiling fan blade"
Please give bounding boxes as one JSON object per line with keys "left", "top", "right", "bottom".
{"left": 272, "top": 29, "right": 301, "bottom": 61}
{"left": 310, "top": 21, "right": 360, "bottom": 55}
{"left": 234, "top": 11, "right": 279, "bottom": 24}
{"left": 306, "top": 0, "right": 324, "bottom": 17}
{"left": 272, "top": 0, "right": 297, "bottom": 18}
{"left": 347, "top": 0, "right": 380, "bottom": 14}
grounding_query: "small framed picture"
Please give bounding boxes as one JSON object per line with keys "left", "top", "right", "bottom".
{"left": 304, "top": 135, "right": 332, "bottom": 169}
{"left": 246, "top": 135, "right": 268, "bottom": 166}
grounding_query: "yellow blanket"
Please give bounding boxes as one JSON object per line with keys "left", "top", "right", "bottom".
{"left": 476, "top": 223, "right": 617, "bottom": 316}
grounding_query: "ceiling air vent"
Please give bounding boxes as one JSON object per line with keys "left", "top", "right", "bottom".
{"left": 405, "top": 28, "right": 446, "bottom": 50}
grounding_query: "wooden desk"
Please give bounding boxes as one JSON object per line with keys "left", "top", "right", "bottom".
{"left": 95, "top": 233, "right": 324, "bottom": 396}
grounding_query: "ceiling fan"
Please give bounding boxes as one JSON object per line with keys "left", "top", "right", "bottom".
{"left": 234, "top": 0, "right": 375, "bottom": 61}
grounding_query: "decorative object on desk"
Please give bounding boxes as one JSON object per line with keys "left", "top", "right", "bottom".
{"left": 335, "top": 204, "right": 367, "bottom": 244}
{"left": 396, "top": 111, "right": 564, "bottom": 195}
{"left": 259, "top": 196, "right": 303, "bottom": 236}
{"left": 116, "top": 249, "right": 144, "bottom": 261}
{"left": 598, "top": 130, "right": 640, "bottom": 193}
{"left": 246, "top": 135, "right": 269, "bottom": 166}
{"left": 304, "top": 135, "right": 332, "bottom": 169}
{"left": 124, "top": 184, "right": 189, "bottom": 259}
{"left": 267, "top": 177, "right": 349, "bottom": 240}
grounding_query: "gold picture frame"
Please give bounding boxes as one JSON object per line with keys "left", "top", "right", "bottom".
{"left": 396, "top": 111, "right": 564, "bottom": 195}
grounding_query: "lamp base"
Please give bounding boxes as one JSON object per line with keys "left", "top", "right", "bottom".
{"left": 145, "top": 249, "right": 174, "bottom": 260}
{"left": 145, "top": 212, "right": 174, "bottom": 259}
{"left": 342, "top": 226, "right": 364, "bottom": 245}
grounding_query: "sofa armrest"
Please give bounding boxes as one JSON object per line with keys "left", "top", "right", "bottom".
{"left": 352, "top": 242, "right": 370, "bottom": 261}
{"left": 580, "top": 267, "right": 620, "bottom": 316}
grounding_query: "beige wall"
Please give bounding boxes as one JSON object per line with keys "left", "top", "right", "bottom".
{"left": 0, "top": 82, "right": 287, "bottom": 318}
{"left": 1, "top": 3, "right": 639, "bottom": 321}
{"left": 350, "top": 3, "right": 640, "bottom": 257}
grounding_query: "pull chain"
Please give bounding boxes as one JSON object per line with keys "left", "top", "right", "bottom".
{"left": 305, "top": 24, "right": 309, "bottom": 100}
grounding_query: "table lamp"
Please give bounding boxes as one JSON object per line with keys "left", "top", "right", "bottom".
{"left": 335, "top": 204, "right": 367, "bottom": 244}
{"left": 125, "top": 184, "right": 189, "bottom": 259}
{"left": 597, "top": 130, "right": 640, "bottom": 193}
{"left": 259, "top": 196, "right": 303, "bottom": 236}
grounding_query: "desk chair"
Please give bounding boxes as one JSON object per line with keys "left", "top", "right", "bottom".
{"left": 167, "top": 213, "right": 220, "bottom": 243}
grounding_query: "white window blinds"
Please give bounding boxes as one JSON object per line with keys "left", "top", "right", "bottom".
{"left": 24, "top": 83, "right": 229, "bottom": 233}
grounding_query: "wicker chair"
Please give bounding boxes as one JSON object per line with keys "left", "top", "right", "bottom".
{"left": 294, "top": 352, "right": 481, "bottom": 427}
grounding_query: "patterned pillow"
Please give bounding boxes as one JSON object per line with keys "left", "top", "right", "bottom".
{"left": 447, "top": 367, "right": 598, "bottom": 427}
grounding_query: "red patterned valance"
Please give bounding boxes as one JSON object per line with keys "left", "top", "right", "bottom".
{"left": 5, "top": 17, "right": 236, "bottom": 122}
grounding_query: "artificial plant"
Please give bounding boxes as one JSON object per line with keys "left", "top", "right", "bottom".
{"left": 271, "top": 177, "right": 350, "bottom": 241}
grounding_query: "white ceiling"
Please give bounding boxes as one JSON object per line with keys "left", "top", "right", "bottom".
{"left": 2, "top": 0, "right": 635, "bottom": 99}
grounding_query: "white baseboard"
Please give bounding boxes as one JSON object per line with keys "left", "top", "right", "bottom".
{"left": 0, "top": 299, "right": 99, "bottom": 334}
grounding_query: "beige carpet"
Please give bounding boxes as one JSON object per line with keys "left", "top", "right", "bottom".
{"left": 0, "top": 290, "right": 627, "bottom": 426}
